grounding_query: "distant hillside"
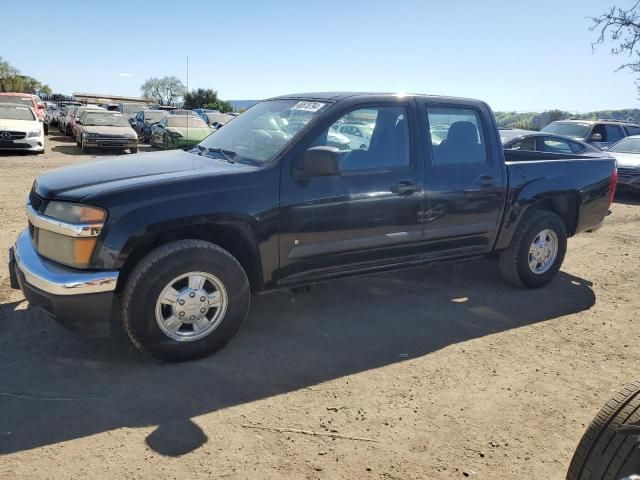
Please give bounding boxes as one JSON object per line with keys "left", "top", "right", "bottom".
{"left": 495, "top": 109, "right": 640, "bottom": 130}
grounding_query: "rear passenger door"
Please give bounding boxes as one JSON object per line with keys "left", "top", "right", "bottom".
{"left": 419, "top": 102, "right": 506, "bottom": 255}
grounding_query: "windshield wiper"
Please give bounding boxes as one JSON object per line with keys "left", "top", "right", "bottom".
{"left": 207, "top": 147, "right": 238, "bottom": 164}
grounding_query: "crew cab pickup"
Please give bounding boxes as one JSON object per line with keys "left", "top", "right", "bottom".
{"left": 8, "top": 93, "right": 618, "bottom": 362}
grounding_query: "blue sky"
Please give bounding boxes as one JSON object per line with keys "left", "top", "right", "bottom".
{"left": 2, "top": 0, "right": 637, "bottom": 112}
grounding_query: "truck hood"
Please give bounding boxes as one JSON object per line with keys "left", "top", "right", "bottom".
{"left": 609, "top": 152, "right": 640, "bottom": 168}
{"left": 34, "top": 149, "right": 255, "bottom": 201}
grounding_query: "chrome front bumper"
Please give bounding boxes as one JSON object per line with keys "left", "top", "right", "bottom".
{"left": 12, "top": 229, "right": 118, "bottom": 296}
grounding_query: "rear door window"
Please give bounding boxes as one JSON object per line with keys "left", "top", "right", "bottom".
{"left": 604, "top": 124, "right": 624, "bottom": 143}
{"left": 541, "top": 137, "right": 573, "bottom": 154}
{"left": 426, "top": 107, "right": 487, "bottom": 166}
{"left": 508, "top": 137, "right": 536, "bottom": 151}
{"left": 625, "top": 126, "right": 640, "bottom": 136}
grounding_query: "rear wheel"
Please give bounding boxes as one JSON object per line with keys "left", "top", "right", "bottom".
{"left": 121, "top": 240, "right": 250, "bottom": 362}
{"left": 499, "top": 210, "right": 567, "bottom": 288}
{"left": 567, "top": 381, "right": 640, "bottom": 480}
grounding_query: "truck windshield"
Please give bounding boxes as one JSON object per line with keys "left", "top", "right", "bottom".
{"left": 542, "top": 122, "right": 590, "bottom": 138}
{"left": 198, "top": 99, "right": 329, "bottom": 164}
{"left": 608, "top": 137, "right": 640, "bottom": 154}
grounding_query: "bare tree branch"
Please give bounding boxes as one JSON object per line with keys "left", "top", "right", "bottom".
{"left": 591, "top": 1, "right": 640, "bottom": 72}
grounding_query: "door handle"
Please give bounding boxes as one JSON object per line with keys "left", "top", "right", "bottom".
{"left": 392, "top": 181, "right": 420, "bottom": 195}
{"left": 474, "top": 175, "right": 497, "bottom": 188}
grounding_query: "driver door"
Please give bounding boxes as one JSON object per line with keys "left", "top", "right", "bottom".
{"left": 277, "top": 101, "right": 425, "bottom": 284}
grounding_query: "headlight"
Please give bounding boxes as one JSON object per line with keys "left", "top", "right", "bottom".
{"left": 27, "top": 129, "right": 41, "bottom": 138}
{"left": 44, "top": 201, "right": 106, "bottom": 224}
{"left": 31, "top": 202, "right": 107, "bottom": 269}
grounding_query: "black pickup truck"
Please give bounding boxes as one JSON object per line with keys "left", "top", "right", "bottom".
{"left": 9, "top": 93, "right": 618, "bottom": 361}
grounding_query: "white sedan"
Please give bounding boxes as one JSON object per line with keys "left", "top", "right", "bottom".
{"left": 0, "top": 103, "right": 45, "bottom": 154}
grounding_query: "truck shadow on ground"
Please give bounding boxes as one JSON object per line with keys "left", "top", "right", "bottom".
{"left": 0, "top": 259, "right": 595, "bottom": 457}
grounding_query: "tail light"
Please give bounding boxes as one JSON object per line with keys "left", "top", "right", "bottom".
{"left": 609, "top": 167, "right": 618, "bottom": 208}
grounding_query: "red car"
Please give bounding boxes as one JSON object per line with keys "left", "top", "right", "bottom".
{"left": 0, "top": 92, "right": 47, "bottom": 134}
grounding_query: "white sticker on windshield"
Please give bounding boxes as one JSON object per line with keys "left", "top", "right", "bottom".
{"left": 292, "top": 101, "right": 325, "bottom": 112}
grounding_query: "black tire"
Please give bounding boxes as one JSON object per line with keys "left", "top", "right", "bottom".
{"left": 80, "top": 136, "right": 88, "bottom": 153}
{"left": 130, "top": 147, "right": 138, "bottom": 154}
{"left": 499, "top": 209, "right": 567, "bottom": 288}
{"left": 567, "top": 381, "right": 640, "bottom": 480}
{"left": 44, "top": 124, "right": 49, "bottom": 135}
{"left": 121, "top": 240, "right": 250, "bottom": 362}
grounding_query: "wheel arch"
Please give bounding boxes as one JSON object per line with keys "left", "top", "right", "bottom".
{"left": 115, "top": 221, "right": 264, "bottom": 294}
{"left": 495, "top": 193, "right": 580, "bottom": 250}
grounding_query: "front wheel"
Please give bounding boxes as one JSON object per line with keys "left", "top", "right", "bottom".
{"left": 121, "top": 240, "right": 250, "bottom": 362}
{"left": 499, "top": 210, "right": 567, "bottom": 288}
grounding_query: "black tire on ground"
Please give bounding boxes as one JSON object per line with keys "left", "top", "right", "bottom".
{"left": 121, "top": 240, "right": 251, "bottom": 362}
{"left": 44, "top": 124, "right": 49, "bottom": 135}
{"left": 66, "top": 125, "right": 71, "bottom": 136}
{"left": 499, "top": 209, "right": 567, "bottom": 288}
{"left": 567, "top": 381, "right": 640, "bottom": 480}
{"left": 80, "top": 136, "right": 87, "bottom": 153}
{"left": 130, "top": 147, "right": 138, "bottom": 154}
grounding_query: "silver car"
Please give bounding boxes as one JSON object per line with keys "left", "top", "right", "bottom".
{"left": 606, "top": 135, "right": 640, "bottom": 193}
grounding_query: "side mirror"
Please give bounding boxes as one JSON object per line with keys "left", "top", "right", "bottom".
{"left": 591, "top": 133, "right": 603, "bottom": 142}
{"left": 299, "top": 146, "right": 341, "bottom": 178}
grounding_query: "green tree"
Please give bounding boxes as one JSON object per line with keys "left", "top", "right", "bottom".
{"left": 183, "top": 88, "right": 234, "bottom": 113}
{"left": 205, "top": 99, "right": 233, "bottom": 113}
{"left": 0, "top": 56, "right": 51, "bottom": 95}
{"left": 183, "top": 88, "right": 219, "bottom": 109}
{"left": 141, "top": 76, "right": 186, "bottom": 105}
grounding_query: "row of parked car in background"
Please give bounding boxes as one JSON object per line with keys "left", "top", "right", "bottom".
{"left": 0, "top": 92, "right": 639, "bottom": 193}
{"left": 46, "top": 101, "right": 236, "bottom": 153}
{"left": 499, "top": 118, "right": 640, "bottom": 192}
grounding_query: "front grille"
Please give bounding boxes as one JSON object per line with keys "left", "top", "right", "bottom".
{"left": 0, "top": 130, "right": 26, "bottom": 140}
{"left": 96, "top": 140, "right": 127, "bottom": 146}
{"left": 29, "top": 187, "right": 45, "bottom": 212}
{"left": 618, "top": 167, "right": 640, "bottom": 178}
{"left": 0, "top": 142, "right": 31, "bottom": 148}
{"left": 96, "top": 134, "right": 128, "bottom": 140}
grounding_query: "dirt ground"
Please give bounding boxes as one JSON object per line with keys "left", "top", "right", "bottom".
{"left": 0, "top": 132, "right": 639, "bottom": 479}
